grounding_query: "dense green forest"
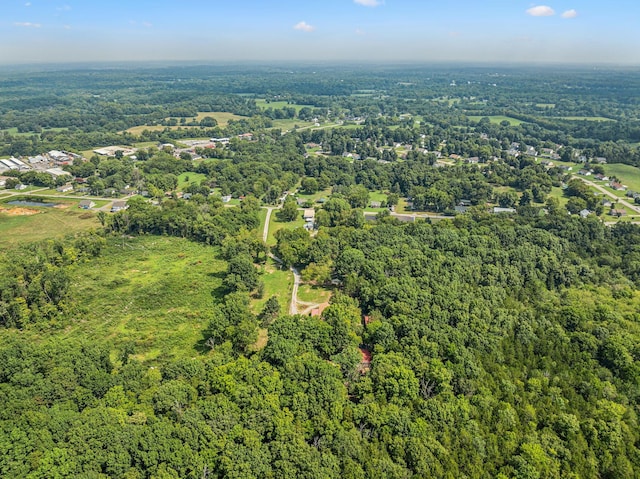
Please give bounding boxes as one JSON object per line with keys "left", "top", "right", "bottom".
{"left": 1, "top": 64, "right": 639, "bottom": 478}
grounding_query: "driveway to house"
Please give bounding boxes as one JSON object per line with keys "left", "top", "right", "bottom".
{"left": 263, "top": 207, "right": 275, "bottom": 242}
{"left": 289, "top": 266, "right": 301, "bottom": 315}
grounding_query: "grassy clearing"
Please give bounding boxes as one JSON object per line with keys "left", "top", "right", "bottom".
{"left": 602, "top": 163, "right": 640, "bottom": 192}
{"left": 254, "top": 258, "right": 292, "bottom": 314}
{"left": 467, "top": 115, "right": 524, "bottom": 126}
{"left": 255, "top": 99, "right": 312, "bottom": 113}
{"left": 193, "top": 111, "right": 245, "bottom": 126}
{"left": 267, "top": 213, "right": 305, "bottom": 246}
{"left": 177, "top": 172, "right": 207, "bottom": 190}
{"left": 295, "top": 187, "right": 332, "bottom": 204}
{"left": 369, "top": 191, "right": 388, "bottom": 203}
{"left": 270, "top": 119, "right": 316, "bottom": 131}
{"left": 62, "top": 236, "right": 226, "bottom": 362}
{"left": 297, "top": 283, "right": 332, "bottom": 305}
{"left": 556, "top": 116, "right": 615, "bottom": 122}
{"left": 0, "top": 206, "right": 100, "bottom": 249}
{"left": 536, "top": 103, "right": 556, "bottom": 108}
{"left": 257, "top": 208, "right": 268, "bottom": 240}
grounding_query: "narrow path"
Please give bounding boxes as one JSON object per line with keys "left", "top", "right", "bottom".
{"left": 289, "top": 266, "right": 301, "bottom": 315}
{"left": 263, "top": 207, "right": 275, "bottom": 242}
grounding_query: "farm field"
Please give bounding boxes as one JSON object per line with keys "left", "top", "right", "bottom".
{"left": 556, "top": 116, "right": 615, "bottom": 122}
{"left": 255, "top": 99, "right": 313, "bottom": 112}
{"left": 0, "top": 204, "right": 100, "bottom": 249}
{"left": 57, "top": 236, "right": 226, "bottom": 362}
{"left": 467, "top": 115, "right": 524, "bottom": 126}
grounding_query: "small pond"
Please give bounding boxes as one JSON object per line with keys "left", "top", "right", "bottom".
{"left": 7, "top": 200, "right": 57, "bottom": 208}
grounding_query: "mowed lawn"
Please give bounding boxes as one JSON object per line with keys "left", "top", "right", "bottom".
{"left": 64, "top": 236, "right": 227, "bottom": 362}
{"left": 467, "top": 115, "right": 524, "bottom": 126}
{"left": 0, "top": 206, "right": 100, "bottom": 249}
{"left": 603, "top": 163, "right": 640, "bottom": 192}
{"left": 193, "top": 111, "right": 245, "bottom": 127}
{"left": 177, "top": 172, "right": 207, "bottom": 190}
{"left": 253, "top": 257, "right": 293, "bottom": 315}
{"left": 255, "top": 99, "right": 313, "bottom": 113}
{"left": 266, "top": 211, "right": 306, "bottom": 246}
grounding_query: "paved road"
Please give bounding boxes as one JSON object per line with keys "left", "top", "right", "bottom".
{"left": 2, "top": 187, "right": 133, "bottom": 203}
{"left": 574, "top": 176, "right": 640, "bottom": 214}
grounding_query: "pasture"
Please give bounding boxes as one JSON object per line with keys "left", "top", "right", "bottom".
{"left": 0, "top": 203, "right": 100, "bottom": 249}
{"left": 467, "top": 115, "right": 524, "bottom": 126}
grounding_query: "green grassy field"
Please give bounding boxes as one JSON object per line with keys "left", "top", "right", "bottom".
{"left": 255, "top": 99, "right": 312, "bottom": 113}
{"left": 0, "top": 205, "right": 100, "bottom": 249}
{"left": 269, "top": 119, "right": 315, "bottom": 131}
{"left": 297, "top": 283, "right": 332, "bottom": 305}
{"left": 193, "top": 111, "right": 245, "bottom": 126}
{"left": 177, "top": 172, "right": 207, "bottom": 190}
{"left": 467, "top": 115, "right": 524, "bottom": 126}
{"left": 60, "top": 236, "right": 227, "bottom": 362}
{"left": 295, "top": 187, "right": 332, "bottom": 204}
{"left": 602, "top": 163, "right": 640, "bottom": 192}
{"left": 369, "top": 191, "right": 388, "bottom": 203}
{"left": 556, "top": 116, "right": 615, "bottom": 122}
{"left": 266, "top": 212, "right": 305, "bottom": 246}
{"left": 254, "top": 258, "right": 293, "bottom": 314}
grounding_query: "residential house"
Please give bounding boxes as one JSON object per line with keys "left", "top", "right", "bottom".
{"left": 369, "top": 201, "right": 382, "bottom": 208}
{"left": 111, "top": 200, "right": 127, "bottom": 212}
{"left": 221, "top": 195, "right": 232, "bottom": 203}
{"left": 454, "top": 205, "right": 469, "bottom": 214}
{"left": 466, "top": 156, "right": 480, "bottom": 164}
{"left": 579, "top": 209, "right": 591, "bottom": 218}
{"left": 594, "top": 157, "right": 607, "bottom": 164}
{"left": 15, "top": 183, "right": 28, "bottom": 190}
{"left": 609, "top": 181, "right": 626, "bottom": 191}
{"left": 78, "top": 200, "right": 95, "bottom": 209}
{"left": 57, "top": 184, "right": 74, "bottom": 193}
{"left": 610, "top": 209, "right": 627, "bottom": 217}
{"left": 578, "top": 169, "right": 592, "bottom": 176}
{"left": 303, "top": 209, "right": 315, "bottom": 220}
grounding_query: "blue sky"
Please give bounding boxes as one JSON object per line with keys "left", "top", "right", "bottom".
{"left": 1, "top": 0, "right": 639, "bottom": 64}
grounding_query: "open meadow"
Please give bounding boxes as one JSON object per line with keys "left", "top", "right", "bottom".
{"left": 0, "top": 202, "right": 100, "bottom": 249}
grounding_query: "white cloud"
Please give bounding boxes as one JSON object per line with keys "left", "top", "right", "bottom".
{"left": 354, "top": 0, "right": 382, "bottom": 6}
{"left": 526, "top": 5, "right": 555, "bottom": 17}
{"left": 63, "top": 25, "right": 72, "bottom": 30}
{"left": 294, "top": 21, "right": 315, "bottom": 32}
{"left": 561, "top": 9, "right": 578, "bottom": 19}
{"left": 14, "top": 22, "right": 41, "bottom": 28}
{"left": 143, "top": 22, "right": 153, "bottom": 28}
{"left": 355, "top": 28, "right": 365, "bottom": 35}
{"left": 57, "top": 5, "right": 71, "bottom": 11}
{"left": 25, "top": 2, "right": 31, "bottom": 6}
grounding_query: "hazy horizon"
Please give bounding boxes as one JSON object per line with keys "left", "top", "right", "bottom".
{"left": 2, "top": 0, "right": 639, "bottom": 65}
